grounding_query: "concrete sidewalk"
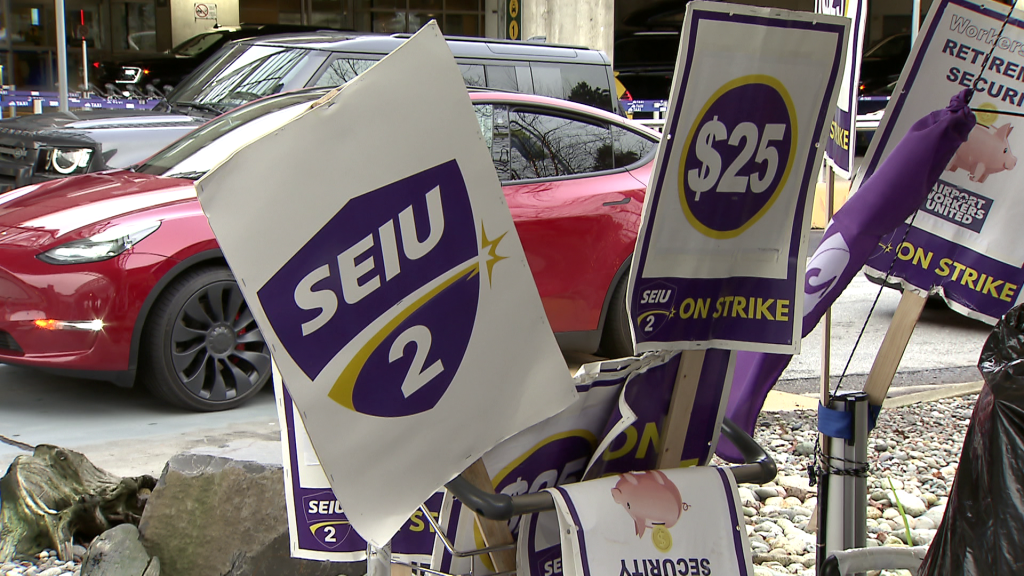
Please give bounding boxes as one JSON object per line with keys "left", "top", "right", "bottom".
{"left": 762, "top": 380, "right": 984, "bottom": 412}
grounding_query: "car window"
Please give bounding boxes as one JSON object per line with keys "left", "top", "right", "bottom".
{"left": 475, "top": 104, "right": 494, "bottom": 150}
{"left": 169, "top": 44, "right": 325, "bottom": 111}
{"left": 172, "top": 31, "right": 226, "bottom": 57}
{"left": 508, "top": 109, "right": 613, "bottom": 180}
{"left": 459, "top": 64, "right": 485, "bottom": 88}
{"left": 611, "top": 125, "right": 657, "bottom": 168}
{"left": 485, "top": 65, "right": 518, "bottom": 91}
{"left": 530, "top": 64, "right": 613, "bottom": 112}
{"left": 136, "top": 92, "right": 321, "bottom": 178}
{"left": 314, "top": 57, "right": 378, "bottom": 87}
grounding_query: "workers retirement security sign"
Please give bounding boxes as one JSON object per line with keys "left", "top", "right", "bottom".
{"left": 195, "top": 22, "right": 577, "bottom": 547}
{"left": 860, "top": 0, "right": 1024, "bottom": 324}
{"left": 628, "top": 2, "right": 848, "bottom": 354}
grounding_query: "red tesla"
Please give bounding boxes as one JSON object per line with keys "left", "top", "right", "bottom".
{"left": 0, "top": 89, "right": 658, "bottom": 411}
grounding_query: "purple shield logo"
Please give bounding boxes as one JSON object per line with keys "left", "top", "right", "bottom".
{"left": 259, "top": 160, "right": 484, "bottom": 417}
{"left": 634, "top": 281, "right": 678, "bottom": 337}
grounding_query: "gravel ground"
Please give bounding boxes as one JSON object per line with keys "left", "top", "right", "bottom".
{"left": 1, "top": 395, "right": 977, "bottom": 576}
{"left": 722, "top": 393, "right": 977, "bottom": 576}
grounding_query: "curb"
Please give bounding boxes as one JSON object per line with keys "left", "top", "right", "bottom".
{"left": 765, "top": 381, "right": 985, "bottom": 412}
{"left": 881, "top": 380, "right": 983, "bottom": 408}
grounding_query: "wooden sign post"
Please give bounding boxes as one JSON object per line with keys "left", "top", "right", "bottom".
{"left": 862, "top": 291, "right": 928, "bottom": 406}
{"left": 656, "top": 350, "right": 707, "bottom": 469}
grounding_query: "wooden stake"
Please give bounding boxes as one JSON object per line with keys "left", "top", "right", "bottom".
{"left": 461, "top": 459, "right": 517, "bottom": 573}
{"left": 862, "top": 290, "right": 927, "bottom": 405}
{"left": 821, "top": 169, "right": 835, "bottom": 405}
{"left": 656, "top": 349, "right": 707, "bottom": 469}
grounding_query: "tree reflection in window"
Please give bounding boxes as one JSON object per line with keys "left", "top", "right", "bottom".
{"left": 315, "top": 58, "right": 377, "bottom": 87}
{"left": 508, "top": 110, "right": 613, "bottom": 180}
{"left": 611, "top": 125, "right": 657, "bottom": 168}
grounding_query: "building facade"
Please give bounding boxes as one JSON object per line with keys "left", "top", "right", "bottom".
{"left": 1, "top": 0, "right": 936, "bottom": 90}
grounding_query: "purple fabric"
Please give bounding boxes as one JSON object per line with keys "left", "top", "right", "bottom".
{"left": 717, "top": 89, "right": 976, "bottom": 463}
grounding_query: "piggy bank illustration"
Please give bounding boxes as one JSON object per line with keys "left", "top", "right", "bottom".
{"left": 946, "top": 122, "right": 1017, "bottom": 183}
{"left": 610, "top": 470, "right": 685, "bottom": 537}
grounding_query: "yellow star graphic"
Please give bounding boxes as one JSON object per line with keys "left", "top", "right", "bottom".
{"left": 478, "top": 223, "right": 509, "bottom": 287}
{"left": 878, "top": 242, "right": 893, "bottom": 253}
{"left": 669, "top": 307, "right": 677, "bottom": 319}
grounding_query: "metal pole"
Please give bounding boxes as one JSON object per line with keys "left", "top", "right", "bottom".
{"left": 852, "top": 392, "right": 869, "bottom": 551}
{"left": 824, "top": 392, "right": 869, "bottom": 559}
{"left": 815, "top": 168, "right": 836, "bottom": 573}
{"left": 54, "top": 0, "right": 69, "bottom": 111}
{"left": 825, "top": 394, "right": 851, "bottom": 556}
{"left": 367, "top": 541, "right": 392, "bottom": 576}
{"left": 81, "top": 38, "right": 88, "bottom": 90}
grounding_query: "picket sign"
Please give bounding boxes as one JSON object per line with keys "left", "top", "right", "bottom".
{"left": 627, "top": 2, "right": 848, "bottom": 473}
{"left": 856, "top": 0, "right": 1024, "bottom": 405}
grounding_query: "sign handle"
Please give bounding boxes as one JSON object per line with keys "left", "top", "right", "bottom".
{"left": 862, "top": 290, "right": 927, "bottom": 405}
{"left": 656, "top": 349, "right": 707, "bottom": 469}
{"left": 461, "top": 459, "right": 517, "bottom": 572}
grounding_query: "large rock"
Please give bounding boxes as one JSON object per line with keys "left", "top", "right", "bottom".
{"left": 892, "top": 491, "right": 927, "bottom": 517}
{"left": 138, "top": 454, "right": 359, "bottom": 576}
{"left": 776, "top": 475, "right": 815, "bottom": 501}
{"left": 81, "top": 524, "right": 157, "bottom": 576}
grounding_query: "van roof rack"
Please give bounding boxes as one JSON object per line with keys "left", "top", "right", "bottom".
{"left": 389, "top": 33, "right": 591, "bottom": 51}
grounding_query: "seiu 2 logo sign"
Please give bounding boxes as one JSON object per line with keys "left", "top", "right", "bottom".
{"left": 259, "top": 160, "right": 490, "bottom": 417}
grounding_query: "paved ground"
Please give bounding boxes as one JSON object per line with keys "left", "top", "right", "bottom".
{"left": 0, "top": 270, "right": 995, "bottom": 478}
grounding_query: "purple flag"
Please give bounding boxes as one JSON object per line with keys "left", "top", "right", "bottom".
{"left": 717, "top": 89, "right": 976, "bottom": 462}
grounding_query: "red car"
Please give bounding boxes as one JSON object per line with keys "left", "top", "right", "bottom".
{"left": 0, "top": 89, "right": 658, "bottom": 411}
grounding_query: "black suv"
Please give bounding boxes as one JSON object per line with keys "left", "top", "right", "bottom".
{"left": 0, "top": 32, "right": 618, "bottom": 193}
{"left": 94, "top": 24, "right": 347, "bottom": 95}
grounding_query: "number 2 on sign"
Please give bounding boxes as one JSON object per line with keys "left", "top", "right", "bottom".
{"left": 687, "top": 117, "right": 786, "bottom": 201}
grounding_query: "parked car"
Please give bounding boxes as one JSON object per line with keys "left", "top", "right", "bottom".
{"left": 859, "top": 32, "right": 912, "bottom": 96}
{"left": 94, "top": 24, "right": 349, "bottom": 93}
{"left": 0, "top": 32, "right": 620, "bottom": 193}
{"left": 0, "top": 88, "right": 659, "bottom": 411}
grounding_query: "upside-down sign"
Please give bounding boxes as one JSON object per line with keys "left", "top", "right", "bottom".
{"left": 195, "top": 22, "right": 577, "bottom": 546}
{"left": 628, "top": 2, "right": 849, "bottom": 354}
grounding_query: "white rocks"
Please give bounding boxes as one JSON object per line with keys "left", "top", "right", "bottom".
{"left": 723, "top": 393, "right": 977, "bottom": 576}
{"left": 892, "top": 491, "right": 928, "bottom": 517}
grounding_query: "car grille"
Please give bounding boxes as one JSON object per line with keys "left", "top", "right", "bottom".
{"left": 0, "top": 135, "right": 40, "bottom": 190}
{"left": 0, "top": 126, "right": 37, "bottom": 139}
{"left": 0, "top": 331, "right": 23, "bottom": 354}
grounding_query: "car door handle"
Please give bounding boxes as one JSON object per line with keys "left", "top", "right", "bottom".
{"left": 603, "top": 197, "right": 631, "bottom": 206}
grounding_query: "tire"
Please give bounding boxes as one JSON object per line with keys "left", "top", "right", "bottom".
{"left": 598, "top": 272, "right": 634, "bottom": 359}
{"left": 140, "top": 266, "right": 271, "bottom": 411}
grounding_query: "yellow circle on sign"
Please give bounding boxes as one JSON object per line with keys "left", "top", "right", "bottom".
{"left": 676, "top": 74, "right": 798, "bottom": 240}
{"left": 976, "top": 102, "right": 998, "bottom": 127}
{"left": 652, "top": 526, "right": 672, "bottom": 553}
{"left": 509, "top": 0, "right": 519, "bottom": 18}
{"left": 509, "top": 20, "right": 519, "bottom": 40}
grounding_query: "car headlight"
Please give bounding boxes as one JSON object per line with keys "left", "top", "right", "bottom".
{"left": 37, "top": 221, "right": 161, "bottom": 264}
{"left": 37, "top": 147, "right": 93, "bottom": 175}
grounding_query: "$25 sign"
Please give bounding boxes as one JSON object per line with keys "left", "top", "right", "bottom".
{"left": 679, "top": 75, "right": 797, "bottom": 239}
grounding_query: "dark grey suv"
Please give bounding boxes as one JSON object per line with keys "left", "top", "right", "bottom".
{"left": 0, "top": 32, "right": 619, "bottom": 192}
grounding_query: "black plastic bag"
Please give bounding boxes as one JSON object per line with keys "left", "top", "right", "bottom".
{"left": 920, "top": 304, "right": 1024, "bottom": 575}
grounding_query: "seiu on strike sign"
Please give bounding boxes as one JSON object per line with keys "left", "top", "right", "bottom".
{"left": 627, "top": 2, "right": 849, "bottom": 355}
{"left": 195, "top": 23, "right": 576, "bottom": 547}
